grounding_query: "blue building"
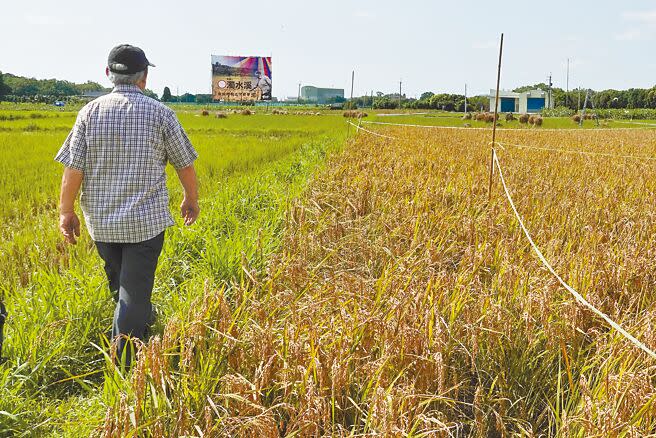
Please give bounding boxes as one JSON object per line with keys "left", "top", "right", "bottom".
{"left": 489, "top": 89, "right": 553, "bottom": 113}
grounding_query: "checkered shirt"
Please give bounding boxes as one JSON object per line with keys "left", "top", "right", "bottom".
{"left": 55, "top": 84, "right": 198, "bottom": 243}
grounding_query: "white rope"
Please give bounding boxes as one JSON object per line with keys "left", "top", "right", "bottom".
{"left": 614, "top": 120, "right": 656, "bottom": 128}
{"left": 497, "top": 141, "right": 656, "bottom": 162}
{"left": 347, "top": 120, "right": 397, "bottom": 140}
{"left": 361, "top": 120, "right": 656, "bottom": 132}
{"left": 493, "top": 150, "right": 656, "bottom": 360}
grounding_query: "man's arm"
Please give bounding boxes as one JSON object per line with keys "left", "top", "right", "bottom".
{"left": 176, "top": 165, "right": 200, "bottom": 226}
{"left": 59, "top": 167, "right": 83, "bottom": 244}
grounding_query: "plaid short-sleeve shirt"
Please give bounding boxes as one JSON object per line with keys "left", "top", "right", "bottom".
{"left": 55, "top": 84, "right": 198, "bottom": 243}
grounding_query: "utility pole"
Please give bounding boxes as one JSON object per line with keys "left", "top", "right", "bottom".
{"left": 399, "top": 80, "right": 402, "bottom": 109}
{"left": 298, "top": 82, "right": 301, "bottom": 102}
{"left": 350, "top": 70, "right": 354, "bottom": 100}
{"left": 548, "top": 73, "right": 553, "bottom": 109}
{"left": 566, "top": 58, "right": 570, "bottom": 108}
{"left": 464, "top": 83, "right": 468, "bottom": 113}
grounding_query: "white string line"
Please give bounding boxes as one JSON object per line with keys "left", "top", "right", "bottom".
{"left": 497, "top": 141, "right": 656, "bottom": 162}
{"left": 347, "top": 120, "right": 398, "bottom": 140}
{"left": 614, "top": 120, "right": 656, "bottom": 128}
{"left": 354, "top": 121, "right": 656, "bottom": 163}
{"left": 493, "top": 150, "right": 656, "bottom": 360}
{"left": 361, "top": 120, "right": 656, "bottom": 132}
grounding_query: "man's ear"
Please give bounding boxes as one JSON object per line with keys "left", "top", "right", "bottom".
{"left": 105, "top": 67, "right": 110, "bottom": 77}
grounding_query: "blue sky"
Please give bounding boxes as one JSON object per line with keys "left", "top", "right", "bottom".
{"left": 2, "top": 0, "right": 656, "bottom": 99}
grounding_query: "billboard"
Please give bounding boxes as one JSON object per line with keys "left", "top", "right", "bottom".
{"left": 211, "top": 55, "right": 272, "bottom": 101}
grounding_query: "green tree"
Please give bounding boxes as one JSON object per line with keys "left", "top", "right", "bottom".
{"left": 420, "top": 91, "right": 434, "bottom": 101}
{"left": 161, "top": 86, "right": 172, "bottom": 102}
{"left": 179, "top": 93, "right": 195, "bottom": 103}
{"left": 0, "top": 71, "right": 11, "bottom": 99}
{"left": 143, "top": 89, "right": 159, "bottom": 100}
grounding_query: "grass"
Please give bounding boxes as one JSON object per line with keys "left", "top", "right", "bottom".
{"left": 0, "top": 109, "right": 346, "bottom": 436}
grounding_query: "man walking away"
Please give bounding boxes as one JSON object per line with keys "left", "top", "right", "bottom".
{"left": 55, "top": 44, "right": 200, "bottom": 366}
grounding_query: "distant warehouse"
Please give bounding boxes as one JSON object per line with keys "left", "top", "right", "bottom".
{"left": 301, "top": 86, "right": 344, "bottom": 104}
{"left": 489, "top": 89, "right": 553, "bottom": 113}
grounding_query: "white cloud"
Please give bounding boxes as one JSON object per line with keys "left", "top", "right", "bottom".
{"left": 614, "top": 28, "right": 644, "bottom": 41}
{"left": 472, "top": 40, "right": 497, "bottom": 50}
{"left": 615, "top": 10, "right": 656, "bottom": 42}
{"left": 353, "top": 10, "right": 375, "bottom": 20}
{"left": 622, "top": 10, "right": 656, "bottom": 24}
{"left": 25, "top": 15, "right": 59, "bottom": 25}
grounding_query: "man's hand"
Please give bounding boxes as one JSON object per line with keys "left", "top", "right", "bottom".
{"left": 180, "top": 198, "right": 200, "bottom": 226}
{"left": 60, "top": 211, "right": 81, "bottom": 244}
{"left": 176, "top": 165, "right": 199, "bottom": 226}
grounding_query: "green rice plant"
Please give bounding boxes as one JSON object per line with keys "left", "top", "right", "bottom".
{"left": 0, "top": 109, "right": 346, "bottom": 436}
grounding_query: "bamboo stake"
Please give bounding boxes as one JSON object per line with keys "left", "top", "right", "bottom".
{"left": 488, "top": 33, "right": 504, "bottom": 201}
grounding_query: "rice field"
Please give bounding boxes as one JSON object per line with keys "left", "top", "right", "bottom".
{"left": 1, "top": 107, "right": 656, "bottom": 436}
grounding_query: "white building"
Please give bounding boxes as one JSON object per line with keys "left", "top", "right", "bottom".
{"left": 489, "top": 89, "right": 553, "bottom": 114}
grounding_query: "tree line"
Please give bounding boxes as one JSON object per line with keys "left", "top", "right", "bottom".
{"left": 348, "top": 83, "right": 656, "bottom": 111}
{"left": 0, "top": 72, "right": 157, "bottom": 102}
{"left": 3, "top": 70, "right": 656, "bottom": 111}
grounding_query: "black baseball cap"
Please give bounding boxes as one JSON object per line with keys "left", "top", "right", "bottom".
{"left": 107, "top": 44, "right": 155, "bottom": 74}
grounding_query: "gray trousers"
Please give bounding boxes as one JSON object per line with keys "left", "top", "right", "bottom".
{"left": 95, "top": 231, "right": 164, "bottom": 364}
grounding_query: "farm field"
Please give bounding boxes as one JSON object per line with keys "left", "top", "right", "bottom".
{"left": 368, "top": 112, "right": 656, "bottom": 130}
{"left": 0, "top": 108, "right": 346, "bottom": 435}
{"left": 1, "top": 106, "right": 656, "bottom": 436}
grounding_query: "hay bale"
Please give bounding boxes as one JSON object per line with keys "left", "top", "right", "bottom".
{"left": 484, "top": 113, "right": 496, "bottom": 123}
{"left": 215, "top": 112, "right": 228, "bottom": 119}
{"left": 463, "top": 123, "right": 471, "bottom": 127}
{"left": 201, "top": 110, "right": 209, "bottom": 116}
{"left": 572, "top": 114, "right": 581, "bottom": 123}
{"left": 240, "top": 109, "right": 252, "bottom": 116}
{"left": 359, "top": 112, "right": 368, "bottom": 118}
{"left": 343, "top": 111, "right": 354, "bottom": 118}
{"left": 534, "top": 116, "right": 543, "bottom": 126}
{"left": 518, "top": 114, "right": 529, "bottom": 124}
{"left": 315, "top": 112, "right": 321, "bottom": 116}
{"left": 462, "top": 113, "right": 472, "bottom": 120}
{"left": 505, "top": 112, "right": 515, "bottom": 122}
{"left": 528, "top": 115, "right": 536, "bottom": 125}
{"left": 475, "top": 113, "right": 486, "bottom": 121}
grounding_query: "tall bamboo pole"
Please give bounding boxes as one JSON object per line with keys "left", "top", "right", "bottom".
{"left": 488, "top": 33, "right": 504, "bottom": 201}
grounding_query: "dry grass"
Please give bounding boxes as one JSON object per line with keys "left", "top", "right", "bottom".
{"left": 343, "top": 111, "right": 369, "bottom": 119}
{"left": 102, "top": 126, "right": 656, "bottom": 436}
